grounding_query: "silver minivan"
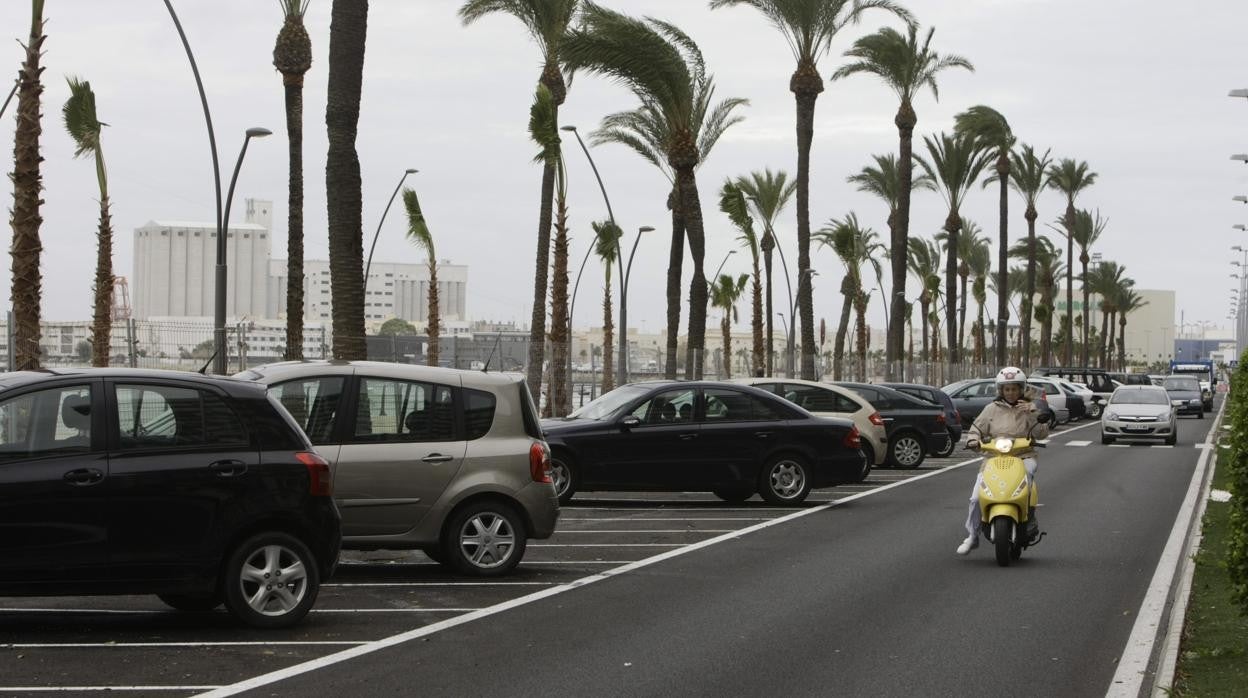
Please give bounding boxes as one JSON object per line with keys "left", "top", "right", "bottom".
{"left": 238, "top": 361, "right": 559, "bottom": 577}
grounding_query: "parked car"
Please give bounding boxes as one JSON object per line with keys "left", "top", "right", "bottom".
{"left": 541, "top": 381, "right": 866, "bottom": 505}
{"left": 1161, "top": 375, "right": 1204, "bottom": 418}
{"left": 1107, "top": 372, "right": 1153, "bottom": 386}
{"left": 1030, "top": 367, "right": 1115, "bottom": 417}
{"left": 1027, "top": 377, "right": 1072, "bottom": 425}
{"left": 0, "top": 368, "right": 341, "bottom": 628}
{"left": 942, "top": 378, "right": 1057, "bottom": 428}
{"left": 1101, "top": 385, "right": 1178, "bottom": 445}
{"left": 833, "top": 382, "right": 947, "bottom": 468}
{"left": 238, "top": 361, "right": 558, "bottom": 577}
{"left": 878, "top": 382, "right": 962, "bottom": 457}
{"left": 1053, "top": 379, "right": 1089, "bottom": 420}
{"left": 732, "top": 378, "right": 885, "bottom": 476}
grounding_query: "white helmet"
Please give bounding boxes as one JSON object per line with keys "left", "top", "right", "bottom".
{"left": 995, "top": 366, "right": 1027, "bottom": 388}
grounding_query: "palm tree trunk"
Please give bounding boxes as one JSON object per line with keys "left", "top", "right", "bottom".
{"left": 548, "top": 193, "right": 569, "bottom": 415}
{"left": 526, "top": 161, "right": 556, "bottom": 395}
{"left": 853, "top": 292, "right": 868, "bottom": 382}
{"left": 762, "top": 235, "right": 774, "bottom": 376}
{"left": 666, "top": 187, "right": 685, "bottom": 380}
{"left": 92, "top": 196, "right": 114, "bottom": 367}
{"left": 920, "top": 298, "right": 930, "bottom": 363}
{"left": 833, "top": 284, "right": 852, "bottom": 381}
{"left": 1099, "top": 306, "right": 1110, "bottom": 368}
{"left": 995, "top": 155, "right": 1010, "bottom": 365}
{"left": 721, "top": 314, "right": 732, "bottom": 379}
{"left": 1022, "top": 207, "right": 1037, "bottom": 368}
{"left": 10, "top": 0, "right": 46, "bottom": 371}
{"left": 1118, "top": 316, "right": 1127, "bottom": 368}
{"left": 943, "top": 210, "right": 960, "bottom": 365}
{"left": 325, "top": 0, "right": 368, "bottom": 361}
{"left": 1080, "top": 257, "right": 1090, "bottom": 367}
{"left": 750, "top": 254, "right": 763, "bottom": 376}
{"left": 958, "top": 273, "right": 968, "bottom": 351}
{"left": 890, "top": 100, "right": 917, "bottom": 380}
{"left": 677, "top": 167, "right": 708, "bottom": 380}
{"left": 601, "top": 276, "right": 614, "bottom": 393}
{"left": 283, "top": 79, "right": 305, "bottom": 360}
{"left": 792, "top": 62, "right": 823, "bottom": 380}
{"left": 426, "top": 261, "right": 440, "bottom": 366}
{"left": 1064, "top": 199, "right": 1075, "bottom": 366}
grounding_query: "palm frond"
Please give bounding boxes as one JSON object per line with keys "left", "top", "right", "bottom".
{"left": 458, "top": 0, "right": 578, "bottom": 58}
{"left": 528, "top": 83, "right": 561, "bottom": 164}
{"left": 278, "top": 0, "right": 310, "bottom": 19}
{"left": 62, "top": 76, "right": 103, "bottom": 158}
{"left": 832, "top": 23, "right": 971, "bottom": 103}
{"left": 591, "top": 219, "right": 622, "bottom": 276}
{"left": 402, "top": 188, "right": 435, "bottom": 259}
{"left": 719, "top": 180, "right": 759, "bottom": 256}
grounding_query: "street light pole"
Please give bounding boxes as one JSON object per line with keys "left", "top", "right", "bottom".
{"left": 364, "top": 168, "right": 418, "bottom": 287}
{"left": 786, "top": 269, "right": 816, "bottom": 377}
{"left": 213, "top": 127, "right": 272, "bottom": 375}
{"left": 620, "top": 226, "right": 654, "bottom": 384}
{"left": 711, "top": 249, "right": 737, "bottom": 283}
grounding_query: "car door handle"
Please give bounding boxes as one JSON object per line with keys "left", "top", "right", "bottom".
{"left": 209, "top": 459, "right": 248, "bottom": 477}
{"left": 63, "top": 468, "right": 104, "bottom": 486}
{"left": 678, "top": 433, "right": 698, "bottom": 441}
{"left": 421, "top": 453, "right": 455, "bottom": 463}
{"left": 754, "top": 431, "right": 773, "bottom": 440}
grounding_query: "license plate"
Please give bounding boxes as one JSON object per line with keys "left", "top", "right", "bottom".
{"left": 1123, "top": 426, "right": 1150, "bottom": 433}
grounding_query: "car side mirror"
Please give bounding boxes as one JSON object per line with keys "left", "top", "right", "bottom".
{"left": 620, "top": 415, "right": 641, "bottom": 430}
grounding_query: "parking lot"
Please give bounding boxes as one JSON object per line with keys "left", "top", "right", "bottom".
{"left": 0, "top": 427, "right": 1079, "bottom": 695}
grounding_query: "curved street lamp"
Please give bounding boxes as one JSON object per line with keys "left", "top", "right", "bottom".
{"left": 364, "top": 168, "right": 419, "bottom": 289}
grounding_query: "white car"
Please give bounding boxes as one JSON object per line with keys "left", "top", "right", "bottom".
{"left": 731, "top": 377, "right": 888, "bottom": 478}
{"left": 1056, "top": 379, "right": 1095, "bottom": 420}
{"left": 1027, "top": 377, "right": 1071, "bottom": 424}
{"left": 1101, "top": 385, "right": 1177, "bottom": 445}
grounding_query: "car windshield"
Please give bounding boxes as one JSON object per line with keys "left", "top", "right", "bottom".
{"left": 1163, "top": 377, "right": 1200, "bottom": 392}
{"left": 1111, "top": 390, "right": 1169, "bottom": 405}
{"left": 568, "top": 384, "right": 651, "bottom": 420}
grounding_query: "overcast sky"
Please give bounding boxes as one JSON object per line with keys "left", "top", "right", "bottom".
{"left": 1, "top": 0, "right": 1246, "bottom": 338}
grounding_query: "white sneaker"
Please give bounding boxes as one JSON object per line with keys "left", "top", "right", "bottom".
{"left": 956, "top": 536, "right": 978, "bottom": 555}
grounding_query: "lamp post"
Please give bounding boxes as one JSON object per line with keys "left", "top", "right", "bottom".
{"left": 619, "top": 226, "right": 654, "bottom": 384}
{"left": 1235, "top": 224, "right": 1247, "bottom": 232}
{"left": 1233, "top": 154, "right": 1248, "bottom": 164}
{"left": 1234, "top": 195, "right": 1248, "bottom": 204}
{"left": 784, "top": 269, "right": 817, "bottom": 377}
{"left": 364, "top": 168, "right": 419, "bottom": 288}
{"left": 212, "top": 127, "right": 272, "bottom": 374}
{"left": 711, "top": 249, "right": 737, "bottom": 283}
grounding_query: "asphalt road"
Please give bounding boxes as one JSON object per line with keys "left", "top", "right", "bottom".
{"left": 221, "top": 414, "right": 1213, "bottom": 697}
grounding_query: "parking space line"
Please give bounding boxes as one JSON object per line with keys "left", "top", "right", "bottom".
{"left": 529, "top": 543, "right": 685, "bottom": 547}
{"left": 315, "top": 608, "right": 481, "bottom": 613}
{"left": 558, "top": 517, "right": 773, "bottom": 522}
{"left": 566, "top": 506, "right": 801, "bottom": 511}
{"left": 553, "top": 530, "right": 734, "bottom": 534}
{"left": 2, "top": 641, "right": 365, "bottom": 648}
{"left": 0, "top": 686, "right": 222, "bottom": 692}
{"left": 325, "top": 582, "right": 556, "bottom": 588}
{"left": 0, "top": 608, "right": 162, "bottom": 615}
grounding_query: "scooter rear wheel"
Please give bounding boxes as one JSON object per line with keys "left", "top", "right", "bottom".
{"left": 993, "top": 518, "right": 1013, "bottom": 567}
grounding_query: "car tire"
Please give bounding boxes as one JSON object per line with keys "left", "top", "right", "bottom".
{"left": 421, "top": 546, "right": 446, "bottom": 564}
{"left": 857, "top": 443, "right": 876, "bottom": 483}
{"left": 712, "top": 486, "right": 754, "bottom": 503}
{"left": 1087, "top": 402, "right": 1103, "bottom": 419}
{"left": 549, "top": 452, "right": 578, "bottom": 506}
{"left": 758, "top": 454, "right": 812, "bottom": 505}
{"left": 1101, "top": 433, "right": 1114, "bottom": 445}
{"left": 932, "top": 430, "right": 957, "bottom": 458}
{"left": 1166, "top": 430, "right": 1177, "bottom": 446}
{"left": 1197, "top": 410, "right": 1204, "bottom": 420}
{"left": 887, "top": 432, "right": 926, "bottom": 468}
{"left": 442, "top": 500, "right": 527, "bottom": 577}
{"left": 222, "top": 532, "right": 320, "bottom": 629}
{"left": 158, "top": 593, "right": 222, "bottom": 613}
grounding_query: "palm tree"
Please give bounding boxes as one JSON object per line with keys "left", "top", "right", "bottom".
{"left": 1084, "top": 260, "right": 1127, "bottom": 367}
{"left": 274, "top": 0, "right": 312, "bottom": 360}
{"left": 832, "top": 22, "right": 970, "bottom": 375}
{"left": 1045, "top": 157, "right": 1098, "bottom": 366}
{"left": 590, "top": 55, "right": 747, "bottom": 380}
{"left": 1117, "top": 287, "right": 1147, "bottom": 369}
{"left": 815, "top": 213, "right": 882, "bottom": 380}
{"left": 325, "top": 0, "right": 369, "bottom": 360}
{"left": 935, "top": 219, "right": 987, "bottom": 353}
{"left": 1070, "top": 208, "right": 1108, "bottom": 366}
{"left": 1003, "top": 143, "right": 1052, "bottom": 368}
{"left": 735, "top": 169, "right": 797, "bottom": 375}
{"left": 592, "top": 220, "right": 622, "bottom": 392}
{"left": 711, "top": 273, "right": 750, "bottom": 378}
{"left": 460, "top": 0, "right": 579, "bottom": 398}
{"left": 565, "top": 4, "right": 744, "bottom": 380}
{"left": 720, "top": 181, "right": 764, "bottom": 375}
{"left": 529, "top": 85, "right": 570, "bottom": 414}
{"left": 918, "top": 131, "right": 992, "bottom": 364}
{"left": 1010, "top": 235, "right": 1063, "bottom": 366}
{"left": 906, "top": 237, "right": 941, "bottom": 364}
{"left": 62, "top": 78, "right": 114, "bottom": 368}
{"left": 711, "top": 0, "right": 908, "bottom": 380}
{"left": 955, "top": 105, "right": 1014, "bottom": 365}
{"left": 401, "top": 187, "right": 440, "bottom": 367}
{"left": 10, "top": 0, "right": 46, "bottom": 370}
{"left": 967, "top": 243, "right": 992, "bottom": 363}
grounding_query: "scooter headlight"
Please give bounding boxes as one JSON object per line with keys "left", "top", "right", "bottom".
{"left": 994, "top": 437, "right": 1014, "bottom": 453}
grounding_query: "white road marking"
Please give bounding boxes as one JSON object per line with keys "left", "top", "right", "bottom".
{"left": 1067, "top": 440, "right": 1092, "bottom": 447}
{"left": 315, "top": 608, "right": 480, "bottom": 613}
{"left": 557, "top": 517, "right": 773, "bottom": 522}
{"left": 325, "top": 581, "right": 556, "bottom": 588}
{"left": 0, "top": 608, "right": 162, "bottom": 615}
{"left": 529, "top": 543, "right": 684, "bottom": 547}
{"left": 553, "top": 530, "right": 734, "bottom": 534}
{"left": 1109, "top": 444, "right": 1129, "bottom": 447}
{"left": 0, "top": 687, "right": 221, "bottom": 693}
{"left": 566, "top": 506, "right": 800, "bottom": 512}
{"left": 1151, "top": 445, "right": 1175, "bottom": 449}
{"left": 1194, "top": 443, "right": 1211, "bottom": 449}
{"left": 1, "top": 641, "right": 364, "bottom": 649}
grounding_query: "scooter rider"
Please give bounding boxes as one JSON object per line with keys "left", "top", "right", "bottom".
{"left": 956, "top": 366, "right": 1050, "bottom": 555}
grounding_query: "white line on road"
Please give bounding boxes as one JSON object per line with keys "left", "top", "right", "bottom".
{"left": 0, "top": 687, "right": 222, "bottom": 693}
{"left": 557, "top": 517, "right": 773, "bottom": 522}
{"left": 1151, "top": 445, "right": 1175, "bottom": 449}
{"left": 552, "top": 530, "right": 734, "bottom": 534}
{"left": 1067, "top": 440, "right": 1092, "bottom": 447}
{"left": 1, "top": 641, "right": 365, "bottom": 649}
{"left": 529, "top": 543, "right": 684, "bottom": 547}
{"left": 1109, "top": 444, "right": 1129, "bottom": 447}
{"left": 315, "top": 608, "right": 481, "bottom": 613}
{"left": 325, "top": 582, "right": 556, "bottom": 588}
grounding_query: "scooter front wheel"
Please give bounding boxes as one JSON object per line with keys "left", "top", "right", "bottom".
{"left": 993, "top": 517, "right": 1013, "bottom": 567}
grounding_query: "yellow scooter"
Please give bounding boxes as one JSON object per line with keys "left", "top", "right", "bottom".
{"left": 971, "top": 430, "right": 1047, "bottom": 567}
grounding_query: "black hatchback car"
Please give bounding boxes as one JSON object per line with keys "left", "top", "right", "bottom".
{"left": 878, "top": 382, "right": 962, "bottom": 457}
{"left": 0, "top": 369, "right": 341, "bottom": 628}
{"left": 832, "top": 382, "right": 948, "bottom": 468}
{"left": 541, "top": 381, "right": 866, "bottom": 505}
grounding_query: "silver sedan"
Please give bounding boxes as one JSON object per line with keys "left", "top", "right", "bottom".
{"left": 1101, "top": 385, "right": 1177, "bottom": 445}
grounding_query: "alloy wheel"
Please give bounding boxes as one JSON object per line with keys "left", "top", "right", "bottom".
{"left": 458, "top": 512, "right": 518, "bottom": 569}
{"left": 768, "top": 459, "right": 806, "bottom": 500}
{"left": 237, "top": 544, "right": 309, "bottom": 617}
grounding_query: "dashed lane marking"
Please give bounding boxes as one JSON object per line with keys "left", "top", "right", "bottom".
{"left": 1067, "top": 440, "right": 1092, "bottom": 447}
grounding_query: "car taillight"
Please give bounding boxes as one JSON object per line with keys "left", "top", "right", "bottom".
{"left": 868, "top": 412, "right": 885, "bottom": 427}
{"left": 530, "top": 441, "right": 552, "bottom": 484}
{"left": 843, "top": 426, "right": 861, "bottom": 449}
{"left": 296, "top": 451, "right": 332, "bottom": 496}
{"left": 935, "top": 412, "right": 946, "bottom": 425}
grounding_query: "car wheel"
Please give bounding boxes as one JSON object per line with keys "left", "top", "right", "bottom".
{"left": 1166, "top": 430, "right": 1177, "bottom": 446}
{"left": 1101, "top": 433, "right": 1114, "bottom": 445}
{"left": 1087, "top": 402, "right": 1103, "bottom": 419}
{"left": 421, "top": 546, "right": 446, "bottom": 564}
{"left": 158, "top": 593, "right": 222, "bottom": 612}
{"left": 933, "top": 430, "right": 957, "bottom": 458}
{"left": 758, "top": 454, "right": 812, "bottom": 505}
{"left": 549, "top": 452, "right": 578, "bottom": 506}
{"left": 222, "top": 532, "right": 320, "bottom": 629}
{"left": 1197, "top": 410, "right": 1204, "bottom": 420}
{"left": 712, "top": 486, "right": 754, "bottom": 503}
{"left": 442, "top": 500, "right": 527, "bottom": 577}
{"left": 888, "top": 432, "right": 926, "bottom": 468}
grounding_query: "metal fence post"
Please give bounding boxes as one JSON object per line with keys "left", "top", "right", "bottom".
{"left": 6, "top": 311, "right": 13, "bottom": 372}
{"left": 320, "top": 326, "right": 327, "bottom": 359}
{"left": 127, "top": 318, "right": 138, "bottom": 368}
